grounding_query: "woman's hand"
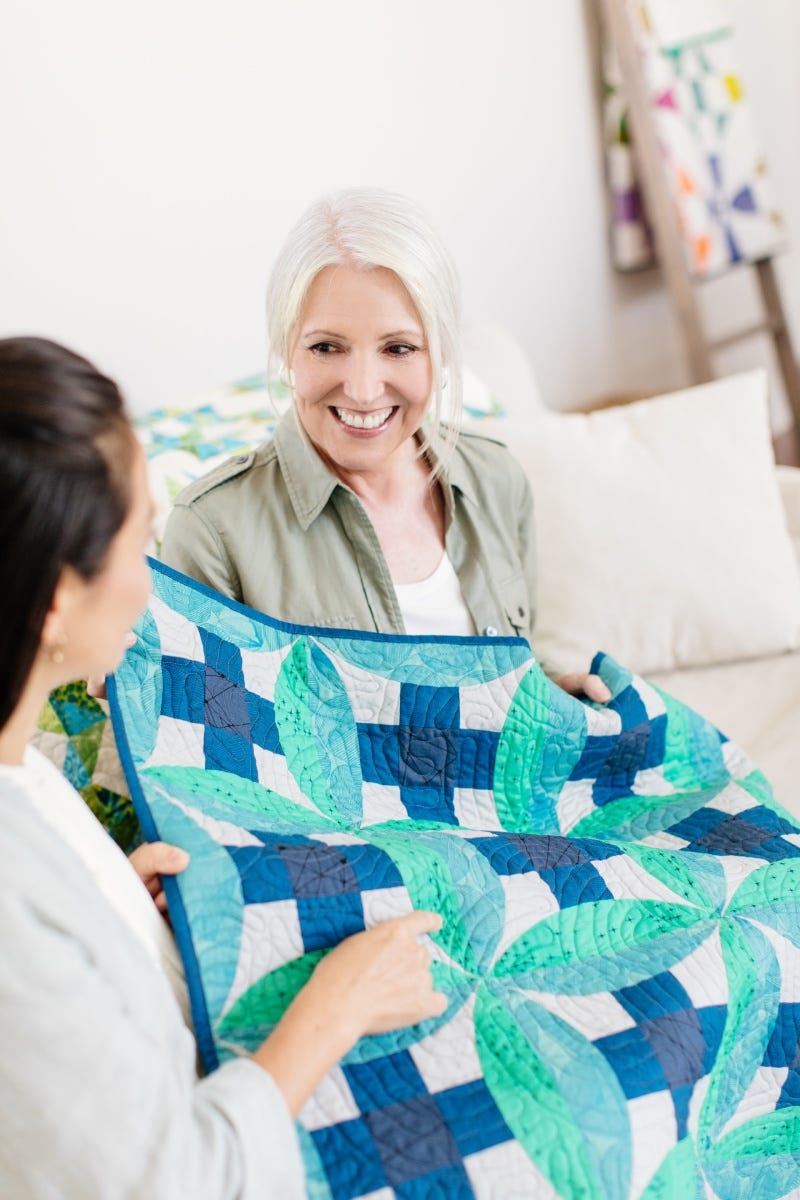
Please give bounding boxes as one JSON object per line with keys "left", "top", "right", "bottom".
{"left": 554, "top": 672, "right": 612, "bottom": 704}
{"left": 308, "top": 910, "right": 447, "bottom": 1037}
{"left": 254, "top": 910, "right": 446, "bottom": 1115}
{"left": 128, "top": 841, "right": 190, "bottom": 915}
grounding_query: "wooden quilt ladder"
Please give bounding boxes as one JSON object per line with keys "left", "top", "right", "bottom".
{"left": 597, "top": 0, "right": 800, "bottom": 464}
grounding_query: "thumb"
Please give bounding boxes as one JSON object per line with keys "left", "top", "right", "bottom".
{"left": 129, "top": 841, "right": 190, "bottom": 880}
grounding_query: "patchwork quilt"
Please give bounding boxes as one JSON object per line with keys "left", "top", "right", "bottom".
{"left": 108, "top": 561, "right": 800, "bottom": 1200}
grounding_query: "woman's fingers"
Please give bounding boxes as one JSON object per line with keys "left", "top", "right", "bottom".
{"left": 128, "top": 841, "right": 190, "bottom": 885}
{"left": 554, "top": 672, "right": 612, "bottom": 703}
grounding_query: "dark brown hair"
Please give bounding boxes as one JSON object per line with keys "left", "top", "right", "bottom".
{"left": 0, "top": 337, "right": 136, "bottom": 729}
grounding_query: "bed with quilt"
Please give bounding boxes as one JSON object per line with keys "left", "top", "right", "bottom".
{"left": 105, "top": 559, "right": 800, "bottom": 1200}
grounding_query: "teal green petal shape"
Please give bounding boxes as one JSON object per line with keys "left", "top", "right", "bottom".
{"left": 493, "top": 665, "right": 557, "bottom": 834}
{"left": 572, "top": 788, "right": 726, "bottom": 843}
{"left": 621, "top": 845, "right": 726, "bottom": 912}
{"left": 343, "top": 961, "right": 474, "bottom": 1065}
{"left": 332, "top": 637, "right": 533, "bottom": 687}
{"left": 115, "top": 607, "right": 162, "bottom": 766}
{"left": 704, "top": 1110, "right": 800, "bottom": 1200}
{"left": 364, "top": 829, "right": 504, "bottom": 974}
{"left": 495, "top": 981, "right": 632, "bottom": 1197}
{"left": 274, "top": 638, "right": 338, "bottom": 822}
{"left": 143, "top": 781, "right": 244, "bottom": 1021}
{"left": 727, "top": 858, "right": 800, "bottom": 946}
{"left": 494, "top": 900, "right": 715, "bottom": 995}
{"left": 640, "top": 1138, "right": 703, "bottom": 1199}
{"left": 656, "top": 687, "right": 728, "bottom": 790}
{"left": 216, "top": 951, "right": 323, "bottom": 1050}
{"left": 698, "top": 918, "right": 782, "bottom": 1147}
{"left": 306, "top": 641, "right": 363, "bottom": 826}
{"left": 475, "top": 983, "right": 604, "bottom": 1199}
{"left": 143, "top": 765, "right": 339, "bottom": 835}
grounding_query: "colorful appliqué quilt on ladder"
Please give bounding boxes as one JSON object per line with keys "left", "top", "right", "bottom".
{"left": 108, "top": 560, "right": 800, "bottom": 1200}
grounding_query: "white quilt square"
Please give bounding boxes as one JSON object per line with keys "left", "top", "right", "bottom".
{"left": 464, "top": 1138, "right": 560, "bottom": 1198}
{"left": 147, "top": 716, "right": 205, "bottom": 769}
{"left": 150, "top": 594, "right": 206, "bottom": 662}
{"left": 300, "top": 1066, "right": 361, "bottom": 1132}
{"left": 458, "top": 665, "right": 530, "bottom": 732}
{"left": 221, "top": 899, "right": 303, "bottom": 1018}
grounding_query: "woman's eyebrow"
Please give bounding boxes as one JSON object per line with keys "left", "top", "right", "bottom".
{"left": 301, "top": 327, "right": 424, "bottom": 341}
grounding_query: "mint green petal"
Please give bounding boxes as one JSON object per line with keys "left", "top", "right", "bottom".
{"left": 306, "top": 642, "right": 363, "bottom": 825}
{"left": 727, "top": 857, "right": 800, "bottom": 927}
{"left": 216, "top": 951, "right": 324, "bottom": 1049}
{"left": 704, "top": 1111, "right": 800, "bottom": 1200}
{"left": 493, "top": 664, "right": 557, "bottom": 834}
{"left": 656, "top": 688, "right": 728, "bottom": 790}
{"left": 143, "top": 765, "right": 339, "bottom": 834}
{"left": 475, "top": 985, "right": 603, "bottom": 1199}
{"left": 621, "top": 845, "right": 725, "bottom": 912}
{"left": 532, "top": 681, "right": 589, "bottom": 832}
{"left": 343, "top": 962, "right": 475, "bottom": 1065}
{"left": 274, "top": 638, "right": 338, "bottom": 822}
{"left": 737, "top": 769, "right": 782, "bottom": 813}
{"left": 640, "top": 1138, "right": 703, "bottom": 1200}
{"left": 363, "top": 830, "right": 480, "bottom": 975}
{"left": 497, "top": 983, "right": 631, "bottom": 1197}
{"left": 572, "top": 788, "right": 726, "bottom": 843}
{"left": 413, "top": 830, "right": 505, "bottom": 972}
{"left": 706, "top": 1107, "right": 800, "bottom": 1161}
{"left": 494, "top": 900, "right": 715, "bottom": 995}
{"left": 143, "top": 783, "right": 245, "bottom": 1021}
{"left": 114, "top": 608, "right": 162, "bottom": 766}
{"left": 698, "top": 918, "right": 782, "bottom": 1147}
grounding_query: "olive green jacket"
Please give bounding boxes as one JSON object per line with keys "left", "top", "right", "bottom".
{"left": 160, "top": 409, "right": 537, "bottom": 645}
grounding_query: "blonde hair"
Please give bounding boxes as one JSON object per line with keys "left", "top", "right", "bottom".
{"left": 266, "top": 188, "right": 462, "bottom": 461}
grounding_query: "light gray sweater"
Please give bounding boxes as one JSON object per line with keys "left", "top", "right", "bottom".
{"left": 0, "top": 774, "right": 305, "bottom": 1199}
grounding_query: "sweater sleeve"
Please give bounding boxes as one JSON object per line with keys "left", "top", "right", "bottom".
{"left": 0, "top": 881, "right": 305, "bottom": 1200}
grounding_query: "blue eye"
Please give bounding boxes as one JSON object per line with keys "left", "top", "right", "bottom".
{"left": 385, "top": 343, "right": 417, "bottom": 357}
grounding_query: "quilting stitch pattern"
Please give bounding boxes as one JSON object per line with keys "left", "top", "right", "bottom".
{"left": 108, "top": 561, "right": 800, "bottom": 1200}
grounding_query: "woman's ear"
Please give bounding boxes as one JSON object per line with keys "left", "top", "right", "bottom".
{"left": 39, "top": 566, "right": 82, "bottom": 662}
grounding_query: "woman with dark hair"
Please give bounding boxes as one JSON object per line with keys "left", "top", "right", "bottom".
{"left": 0, "top": 337, "right": 445, "bottom": 1199}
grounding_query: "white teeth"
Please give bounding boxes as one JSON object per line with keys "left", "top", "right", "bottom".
{"left": 334, "top": 407, "right": 393, "bottom": 430}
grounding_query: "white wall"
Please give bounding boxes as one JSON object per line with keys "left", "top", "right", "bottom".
{"left": 1, "top": 0, "right": 798, "bottom": 425}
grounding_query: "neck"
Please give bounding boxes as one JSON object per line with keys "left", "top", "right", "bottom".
{"left": 0, "top": 669, "right": 52, "bottom": 767}
{"left": 336, "top": 443, "right": 432, "bottom": 510}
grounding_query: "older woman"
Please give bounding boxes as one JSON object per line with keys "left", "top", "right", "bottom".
{"left": 0, "top": 337, "right": 444, "bottom": 1199}
{"left": 161, "top": 188, "right": 607, "bottom": 700}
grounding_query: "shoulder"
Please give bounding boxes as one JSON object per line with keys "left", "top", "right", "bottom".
{"left": 171, "top": 440, "right": 280, "bottom": 510}
{"left": 448, "top": 426, "right": 532, "bottom": 500}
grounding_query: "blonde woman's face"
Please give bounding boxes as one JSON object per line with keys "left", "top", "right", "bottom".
{"left": 289, "top": 264, "right": 433, "bottom": 482}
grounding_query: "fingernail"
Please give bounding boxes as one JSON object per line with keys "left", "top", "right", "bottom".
{"left": 168, "top": 847, "right": 189, "bottom": 864}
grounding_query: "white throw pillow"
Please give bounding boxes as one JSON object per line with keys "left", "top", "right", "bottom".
{"left": 480, "top": 371, "right": 800, "bottom": 674}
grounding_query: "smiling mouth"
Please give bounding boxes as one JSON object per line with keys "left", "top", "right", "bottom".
{"left": 332, "top": 406, "right": 396, "bottom": 431}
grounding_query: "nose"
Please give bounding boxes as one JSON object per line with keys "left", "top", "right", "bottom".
{"left": 342, "top": 353, "right": 386, "bottom": 406}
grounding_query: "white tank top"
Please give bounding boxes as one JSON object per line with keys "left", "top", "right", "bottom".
{"left": 394, "top": 552, "right": 477, "bottom": 637}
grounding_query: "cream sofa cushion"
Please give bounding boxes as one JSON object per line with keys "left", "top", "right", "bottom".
{"left": 478, "top": 371, "right": 800, "bottom": 675}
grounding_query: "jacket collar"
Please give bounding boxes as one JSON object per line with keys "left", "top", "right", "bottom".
{"left": 272, "top": 408, "right": 478, "bottom": 531}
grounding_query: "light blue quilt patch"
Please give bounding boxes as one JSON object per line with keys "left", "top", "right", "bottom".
{"left": 109, "top": 560, "right": 800, "bottom": 1200}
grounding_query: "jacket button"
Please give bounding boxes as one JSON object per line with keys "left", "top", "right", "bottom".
{"left": 483, "top": 625, "right": 498, "bottom": 637}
